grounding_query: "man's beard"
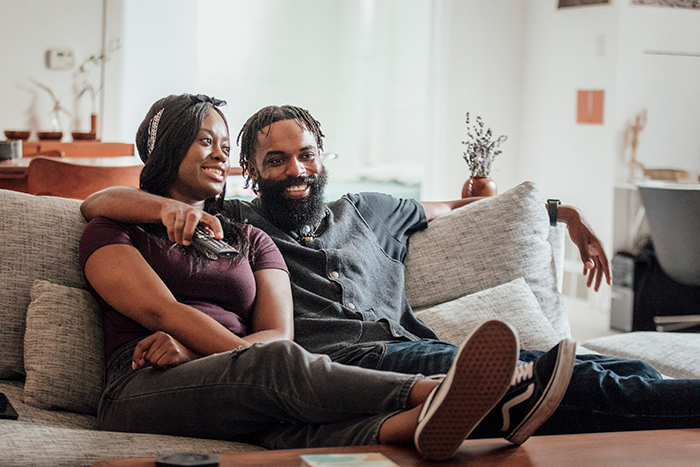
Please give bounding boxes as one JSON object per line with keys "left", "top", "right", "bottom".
{"left": 257, "top": 167, "right": 329, "bottom": 234}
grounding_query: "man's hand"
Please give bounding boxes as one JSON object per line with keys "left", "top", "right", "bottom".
{"left": 558, "top": 205, "right": 612, "bottom": 292}
{"left": 160, "top": 200, "right": 224, "bottom": 245}
{"left": 132, "top": 331, "right": 199, "bottom": 370}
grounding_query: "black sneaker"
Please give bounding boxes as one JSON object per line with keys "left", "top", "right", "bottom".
{"left": 494, "top": 338, "right": 576, "bottom": 445}
{"left": 414, "top": 320, "right": 519, "bottom": 461}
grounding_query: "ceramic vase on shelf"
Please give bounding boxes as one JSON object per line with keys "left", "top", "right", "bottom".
{"left": 461, "top": 175, "right": 498, "bottom": 198}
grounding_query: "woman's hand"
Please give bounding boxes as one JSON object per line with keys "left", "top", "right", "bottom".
{"left": 132, "top": 331, "right": 199, "bottom": 370}
{"left": 558, "top": 205, "right": 612, "bottom": 292}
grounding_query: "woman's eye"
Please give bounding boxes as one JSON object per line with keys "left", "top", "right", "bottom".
{"left": 201, "top": 137, "right": 212, "bottom": 145}
{"left": 223, "top": 146, "right": 231, "bottom": 155}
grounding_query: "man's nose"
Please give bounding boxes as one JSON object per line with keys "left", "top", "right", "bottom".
{"left": 285, "top": 158, "right": 306, "bottom": 177}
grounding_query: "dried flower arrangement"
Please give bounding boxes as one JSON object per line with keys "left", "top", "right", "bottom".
{"left": 76, "top": 39, "right": 121, "bottom": 114}
{"left": 462, "top": 113, "right": 507, "bottom": 177}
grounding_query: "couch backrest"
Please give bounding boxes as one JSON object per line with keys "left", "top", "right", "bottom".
{"left": 404, "top": 181, "right": 570, "bottom": 341}
{"left": 0, "top": 189, "right": 86, "bottom": 378}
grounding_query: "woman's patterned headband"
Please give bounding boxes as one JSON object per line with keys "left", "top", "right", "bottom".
{"left": 146, "top": 108, "right": 165, "bottom": 157}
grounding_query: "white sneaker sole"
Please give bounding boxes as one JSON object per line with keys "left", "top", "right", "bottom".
{"left": 414, "top": 320, "right": 519, "bottom": 461}
{"left": 507, "top": 338, "right": 576, "bottom": 445}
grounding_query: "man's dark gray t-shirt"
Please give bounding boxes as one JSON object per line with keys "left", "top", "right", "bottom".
{"left": 222, "top": 192, "right": 439, "bottom": 359}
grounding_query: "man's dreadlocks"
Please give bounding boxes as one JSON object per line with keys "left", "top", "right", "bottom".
{"left": 236, "top": 105, "right": 325, "bottom": 193}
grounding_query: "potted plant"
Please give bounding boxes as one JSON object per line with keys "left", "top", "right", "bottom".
{"left": 461, "top": 112, "right": 507, "bottom": 198}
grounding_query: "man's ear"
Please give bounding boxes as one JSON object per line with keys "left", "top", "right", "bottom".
{"left": 246, "top": 162, "right": 258, "bottom": 181}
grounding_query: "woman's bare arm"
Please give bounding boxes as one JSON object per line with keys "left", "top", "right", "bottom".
{"left": 84, "top": 244, "right": 249, "bottom": 357}
{"left": 245, "top": 268, "right": 294, "bottom": 344}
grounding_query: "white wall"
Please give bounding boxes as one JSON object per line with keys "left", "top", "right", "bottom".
{"left": 3, "top": 0, "right": 698, "bottom": 228}
{"left": 115, "top": 0, "right": 199, "bottom": 146}
{"left": 428, "top": 0, "right": 527, "bottom": 201}
{"left": 104, "top": 0, "right": 434, "bottom": 178}
{"left": 0, "top": 0, "right": 104, "bottom": 137}
{"left": 511, "top": 0, "right": 700, "bottom": 255}
{"left": 516, "top": 0, "right": 620, "bottom": 250}
{"left": 614, "top": 3, "right": 700, "bottom": 179}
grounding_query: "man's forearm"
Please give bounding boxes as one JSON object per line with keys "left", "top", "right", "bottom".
{"left": 81, "top": 186, "right": 168, "bottom": 223}
{"left": 419, "top": 197, "right": 484, "bottom": 222}
{"left": 554, "top": 205, "right": 581, "bottom": 225}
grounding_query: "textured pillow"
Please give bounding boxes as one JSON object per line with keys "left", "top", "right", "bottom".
{"left": 415, "top": 278, "right": 560, "bottom": 351}
{"left": 24, "top": 280, "right": 104, "bottom": 415}
{"left": 584, "top": 332, "right": 700, "bottom": 380}
{"left": 0, "top": 189, "right": 86, "bottom": 378}
{"left": 405, "top": 181, "right": 570, "bottom": 339}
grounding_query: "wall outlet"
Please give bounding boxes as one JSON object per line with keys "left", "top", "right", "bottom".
{"left": 46, "top": 48, "right": 75, "bottom": 70}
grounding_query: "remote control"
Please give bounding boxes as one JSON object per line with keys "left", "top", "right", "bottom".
{"left": 192, "top": 226, "right": 238, "bottom": 259}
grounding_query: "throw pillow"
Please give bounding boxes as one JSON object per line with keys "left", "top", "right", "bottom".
{"left": 405, "top": 181, "right": 570, "bottom": 339}
{"left": 415, "top": 278, "right": 560, "bottom": 351}
{"left": 24, "top": 280, "right": 104, "bottom": 415}
{"left": 0, "top": 189, "right": 86, "bottom": 378}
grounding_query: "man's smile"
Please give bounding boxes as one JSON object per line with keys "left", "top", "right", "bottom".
{"left": 285, "top": 184, "right": 310, "bottom": 199}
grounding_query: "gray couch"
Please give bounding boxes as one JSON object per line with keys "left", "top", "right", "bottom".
{"left": 2, "top": 182, "right": 698, "bottom": 466}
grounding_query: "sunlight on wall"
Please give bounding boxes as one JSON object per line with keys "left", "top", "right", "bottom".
{"left": 192, "top": 0, "right": 432, "bottom": 184}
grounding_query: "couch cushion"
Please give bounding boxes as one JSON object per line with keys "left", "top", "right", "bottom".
{"left": 415, "top": 278, "right": 560, "bottom": 351}
{"left": 0, "top": 379, "right": 97, "bottom": 430}
{"left": 584, "top": 332, "right": 700, "bottom": 380}
{"left": 405, "top": 181, "right": 570, "bottom": 339}
{"left": 24, "top": 280, "right": 104, "bottom": 415}
{"left": 0, "top": 189, "right": 86, "bottom": 378}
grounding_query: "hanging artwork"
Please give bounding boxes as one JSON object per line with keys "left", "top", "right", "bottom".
{"left": 632, "top": 0, "right": 700, "bottom": 8}
{"left": 558, "top": 0, "right": 610, "bottom": 7}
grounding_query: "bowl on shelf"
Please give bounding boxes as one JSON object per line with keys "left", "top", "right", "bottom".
{"left": 71, "top": 132, "right": 97, "bottom": 141}
{"left": 37, "top": 132, "right": 63, "bottom": 141}
{"left": 4, "top": 130, "right": 30, "bottom": 140}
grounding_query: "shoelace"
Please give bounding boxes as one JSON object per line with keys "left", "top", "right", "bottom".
{"left": 511, "top": 362, "right": 534, "bottom": 386}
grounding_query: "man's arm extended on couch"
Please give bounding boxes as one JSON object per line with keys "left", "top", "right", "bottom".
{"left": 84, "top": 186, "right": 610, "bottom": 291}
{"left": 81, "top": 186, "right": 224, "bottom": 246}
{"left": 419, "top": 199, "right": 611, "bottom": 292}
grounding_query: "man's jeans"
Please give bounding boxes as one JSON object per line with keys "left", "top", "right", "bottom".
{"left": 340, "top": 339, "right": 700, "bottom": 435}
{"left": 99, "top": 340, "right": 419, "bottom": 449}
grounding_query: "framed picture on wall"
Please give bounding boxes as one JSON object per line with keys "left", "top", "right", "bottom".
{"left": 632, "top": 0, "right": 700, "bottom": 8}
{"left": 558, "top": 0, "right": 610, "bottom": 7}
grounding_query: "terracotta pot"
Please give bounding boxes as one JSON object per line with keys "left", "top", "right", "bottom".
{"left": 461, "top": 176, "right": 498, "bottom": 198}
